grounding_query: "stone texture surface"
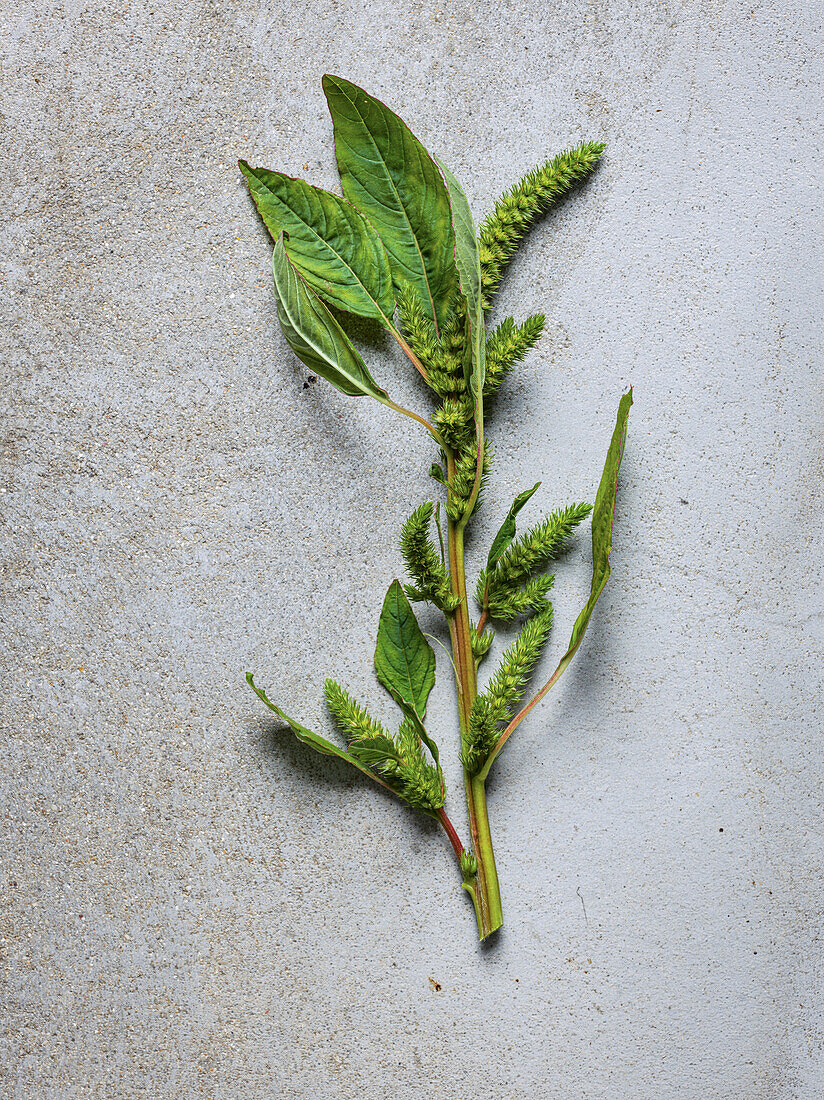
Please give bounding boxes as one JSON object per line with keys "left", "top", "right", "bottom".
{"left": 2, "top": 1, "right": 822, "bottom": 1096}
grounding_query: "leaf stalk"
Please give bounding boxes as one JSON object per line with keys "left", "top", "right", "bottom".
{"left": 382, "top": 398, "right": 445, "bottom": 446}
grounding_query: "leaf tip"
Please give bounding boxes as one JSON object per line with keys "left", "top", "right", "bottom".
{"left": 321, "top": 72, "right": 346, "bottom": 96}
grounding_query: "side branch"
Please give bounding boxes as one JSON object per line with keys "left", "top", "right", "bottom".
{"left": 478, "top": 649, "right": 570, "bottom": 779}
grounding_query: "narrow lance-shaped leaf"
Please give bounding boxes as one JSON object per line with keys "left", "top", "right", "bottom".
{"left": 323, "top": 74, "right": 458, "bottom": 335}
{"left": 436, "top": 156, "right": 486, "bottom": 408}
{"left": 246, "top": 673, "right": 395, "bottom": 792}
{"left": 480, "top": 390, "right": 632, "bottom": 777}
{"left": 486, "top": 482, "right": 541, "bottom": 573}
{"left": 239, "top": 161, "right": 396, "bottom": 324}
{"left": 566, "top": 389, "right": 633, "bottom": 656}
{"left": 374, "top": 580, "right": 439, "bottom": 762}
{"left": 272, "top": 233, "right": 388, "bottom": 401}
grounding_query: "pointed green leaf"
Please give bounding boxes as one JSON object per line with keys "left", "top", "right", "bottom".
{"left": 239, "top": 161, "right": 395, "bottom": 324}
{"left": 374, "top": 579, "right": 436, "bottom": 720}
{"left": 322, "top": 74, "right": 458, "bottom": 334}
{"left": 566, "top": 389, "right": 633, "bottom": 656}
{"left": 486, "top": 482, "right": 542, "bottom": 573}
{"left": 246, "top": 672, "right": 395, "bottom": 791}
{"left": 272, "top": 234, "right": 388, "bottom": 401}
{"left": 403, "top": 706, "right": 442, "bottom": 767}
{"left": 436, "top": 157, "right": 486, "bottom": 403}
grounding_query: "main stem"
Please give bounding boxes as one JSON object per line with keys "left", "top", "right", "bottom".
{"left": 446, "top": 451, "right": 503, "bottom": 940}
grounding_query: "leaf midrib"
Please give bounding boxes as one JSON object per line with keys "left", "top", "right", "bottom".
{"left": 391, "top": 586, "right": 423, "bottom": 716}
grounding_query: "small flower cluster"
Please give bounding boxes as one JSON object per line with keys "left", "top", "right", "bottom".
{"left": 324, "top": 679, "right": 444, "bottom": 813}
{"left": 462, "top": 608, "right": 555, "bottom": 775}
{"left": 484, "top": 314, "right": 546, "bottom": 397}
{"left": 400, "top": 502, "right": 460, "bottom": 613}
{"left": 479, "top": 142, "right": 605, "bottom": 308}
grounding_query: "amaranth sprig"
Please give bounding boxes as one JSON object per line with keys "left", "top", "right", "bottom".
{"left": 241, "top": 75, "right": 631, "bottom": 942}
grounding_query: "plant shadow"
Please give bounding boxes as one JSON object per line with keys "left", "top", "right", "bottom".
{"left": 253, "top": 713, "right": 503, "bottom": 950}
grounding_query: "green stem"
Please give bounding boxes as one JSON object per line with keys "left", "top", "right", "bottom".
{"left": 445, "top": 449, "right": 503, "bottom": 940}
{"left": 460, "top": 418, "right": 485, "bottom": 530}
{"left": 466, "top": 774, "right": 502, "bottom": 935}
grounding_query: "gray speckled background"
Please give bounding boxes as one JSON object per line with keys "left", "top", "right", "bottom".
{"left": 2, "top": 1, "right": 823, "bottom": 1097}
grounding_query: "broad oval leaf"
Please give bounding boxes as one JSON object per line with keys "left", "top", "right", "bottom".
{"left": 374, "top": 579, "right": 436, "bottom": 720}
{"left": 272, "top": 234, "right": 388, "bottom": 401}
{"left": 322, "top": 74, "right": 458, "bottom": 335}
{"left": 246, "top": 672, "right": 395, "bottom": 792}
{"left": 239, "top": 160, "right": 395, "bottom": 324}
{"left": 486, "top": 482, "right": 541, "bottom": 573}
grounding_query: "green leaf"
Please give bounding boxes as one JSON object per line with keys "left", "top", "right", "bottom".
{"left": 435, "top": 157, "right": 486, "bottom": 404}
{"left": 246, "top": 673, "right": 394, "bottom": 791}
{"left": 486, "top": 482, "right": 541, "bottom": 573}
{"left": 374, "top": 579, "right": 436, "bottom": 721}
{"left": 239, "top": 161, "right": 395, "bottom": 324}
{"left": 404, "top": 709, "right": 441, "bottom": 767}
{"left": 563, "top": 388, "right": 632, "bottom": 655}
{"left": 435, "top": 158, "right": 481, "bottom": 318}
{"left": 322, "top": 74, "right": 458, "bottom": 335}
{"left": 348, "top": 734, "right": 403, "bottom": 771}
{"left": 542, "top": 388, "right": 632, "bottom": 664}
{"left": 272, "top": 234, "right": 388, "bottom": 401}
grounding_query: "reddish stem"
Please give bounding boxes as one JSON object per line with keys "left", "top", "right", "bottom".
{"left": 476, "top": 606, "right": 489, "bottom": 637}
{"left": 436, "top": 808, "right": 466, "bottom": 861}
